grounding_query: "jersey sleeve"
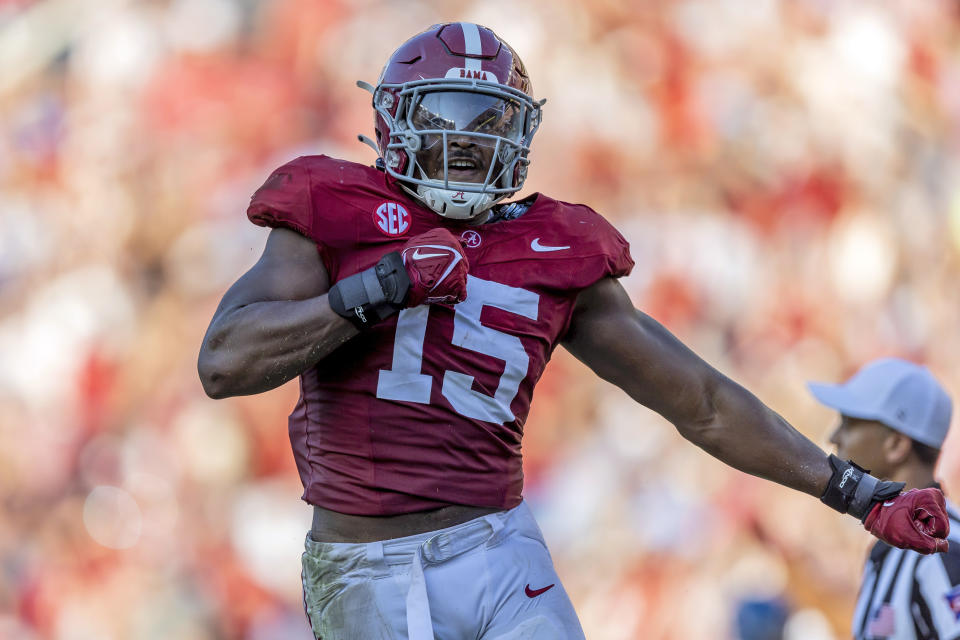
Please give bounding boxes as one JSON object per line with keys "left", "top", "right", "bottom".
{"left": 246, "top": 157, "right": 315, "bottom": 237}
{"left": 556, "top": 203, "right": 634, "bottom": 290}
{"left": 596, "top": 216, "right": 634, "bottom": 279}
{"left": 912, "top": 548, "right": 960, "bottom": 638}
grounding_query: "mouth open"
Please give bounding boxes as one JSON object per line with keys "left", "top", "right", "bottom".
{"left": 447, "top": 157, "right": 484, "bottom": 180}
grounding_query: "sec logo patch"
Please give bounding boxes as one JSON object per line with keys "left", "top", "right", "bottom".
{"left": 374, "top": 202, "right": 411, "bottom": 237}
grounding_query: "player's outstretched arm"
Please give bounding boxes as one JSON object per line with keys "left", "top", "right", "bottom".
{"left": 198, "top": 227, "right": 354, "bottom": 398}
{"left": 562, "top": 276, "right": 832, "bottom": 496}
{"left": 562, "top": 277, "right": 949, "bottom": 553}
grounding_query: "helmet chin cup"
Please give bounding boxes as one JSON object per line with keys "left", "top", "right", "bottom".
{"left": 416, "top": 184, "right": 494, "bottom": 220}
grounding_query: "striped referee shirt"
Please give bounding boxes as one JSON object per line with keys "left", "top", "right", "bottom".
{"left": 853, "top": 499, "right": 960, "bottom": 640}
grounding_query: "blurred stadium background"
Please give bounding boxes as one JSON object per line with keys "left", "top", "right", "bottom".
{"left": 2, "top": 0, "right": 960, "bottom": 638}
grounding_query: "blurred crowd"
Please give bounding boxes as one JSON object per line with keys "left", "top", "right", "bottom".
{"left": 2, "top": 0, "right": 960, "bottom": 638}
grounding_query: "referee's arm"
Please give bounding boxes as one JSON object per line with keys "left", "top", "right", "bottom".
{"left": 913, "top": 543, "right": 960, "bottom": 638}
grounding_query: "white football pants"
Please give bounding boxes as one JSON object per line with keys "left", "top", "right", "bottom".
{"left": 301, "top": 501, "right": 586, "bottom": 639}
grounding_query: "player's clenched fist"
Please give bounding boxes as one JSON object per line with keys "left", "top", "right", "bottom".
{"left": 864, "top": 488, "right": 950, "bottom": 554}
{"left": 327, "top": 227, "right": 469, "bottom": 329}
{"left": 821, "top": 455, "right": 950, "bottom": 554}
{"left": 400, "top": 228, "right": 468, "bottom": 307}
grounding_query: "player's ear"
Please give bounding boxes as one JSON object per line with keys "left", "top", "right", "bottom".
{"left": 883, "top": 430, "right": 913, "bottom": 466}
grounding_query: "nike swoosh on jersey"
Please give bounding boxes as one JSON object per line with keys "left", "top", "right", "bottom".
{"left": 412, "top": 249, "right": 447, "bottom": 259}
{"left": 524, "top": 583, "right": 555, "bottom": 598}
{"left": 530, "top": 238, "right": 570, "bottom": 252}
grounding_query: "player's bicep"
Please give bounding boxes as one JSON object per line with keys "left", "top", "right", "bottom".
{"left": 215, "top": 226, "right": 329, "bottom": 314}
{"left": 561, "top": 277, "right": 720, "bottom": 427}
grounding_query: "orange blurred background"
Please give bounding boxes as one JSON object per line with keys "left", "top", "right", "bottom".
{"left": 2, "top": 1, "right": 960, "bottom": 638}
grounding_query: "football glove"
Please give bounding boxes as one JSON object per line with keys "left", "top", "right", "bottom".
{"left": 399, "top": 228, "right": 468, "bottom": 307}
{"left": 864, "top": 488, "right": 950, "bottom": 554}
{"left": 328, "top": 228, "right": 468, "bottom": 329}
{"left": 821, "top": 455, "right": 949, "bottom": 554}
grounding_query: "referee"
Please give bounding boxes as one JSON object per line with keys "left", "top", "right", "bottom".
{"left": 810, "top": 358, "right": 958, "bottom": 640}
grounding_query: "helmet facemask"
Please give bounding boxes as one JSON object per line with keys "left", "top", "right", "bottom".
{"left": 373, "top": 78, "right": 543, "bottom": 220}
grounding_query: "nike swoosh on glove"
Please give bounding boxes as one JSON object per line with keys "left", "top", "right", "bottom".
{"left": 863, "top": 487, "right": 950, "bottom": 554}
{"left": 400, "top": 228, "right": 469, "bottom": 307}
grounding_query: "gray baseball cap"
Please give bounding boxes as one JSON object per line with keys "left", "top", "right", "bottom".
{"left": 808, "top": 358, "right": 953, "bottom": 448}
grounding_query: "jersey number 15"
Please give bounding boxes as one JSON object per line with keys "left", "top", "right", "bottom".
{"left": 376, "top": 276, "right": 539, "bottom": 424}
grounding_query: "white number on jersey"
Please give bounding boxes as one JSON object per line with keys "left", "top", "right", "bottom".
{"left": 376, "top": 275, "right": 539, "bottom": 423}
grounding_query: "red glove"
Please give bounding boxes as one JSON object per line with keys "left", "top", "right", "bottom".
{"left": 863, "top": 487, "right": 950, "bottom": 554}
{"left": 400, "top": 228, "right": 469, "bottom": 307}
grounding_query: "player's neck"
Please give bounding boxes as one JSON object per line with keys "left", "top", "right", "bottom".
{"left": 464, "top": 209, "right": 492, "bottom": 225}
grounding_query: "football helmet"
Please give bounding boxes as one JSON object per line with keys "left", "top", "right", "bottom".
{"left": 359, "top": 23, "right": 544, "bottom": 219}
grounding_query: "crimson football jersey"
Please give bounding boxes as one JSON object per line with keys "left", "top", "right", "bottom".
{"left": 247, "top": 155, "right": 634, "bottom": 515}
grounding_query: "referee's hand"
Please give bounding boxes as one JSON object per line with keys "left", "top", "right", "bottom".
{"left": 863, "top": 487, "right": 950, "bottom": 554}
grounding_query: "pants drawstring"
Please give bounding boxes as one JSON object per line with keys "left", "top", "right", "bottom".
{"left": 405, "top": 514, "right": 505, "bottom": 640}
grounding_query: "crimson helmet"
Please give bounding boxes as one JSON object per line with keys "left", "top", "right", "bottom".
{"left": 360, "top": 23, "right": 544, "bottom": 219}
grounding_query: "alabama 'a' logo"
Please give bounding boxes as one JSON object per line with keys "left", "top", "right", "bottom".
{"left": 461, "top": 229, "right": 482, "bottom": 248}
{"left": 374, "top": 202, "right": 411, "bottom": 237}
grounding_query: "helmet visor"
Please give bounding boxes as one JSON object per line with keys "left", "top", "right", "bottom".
{"left": 409, "top": 91, "right": 524, "bottom": 142}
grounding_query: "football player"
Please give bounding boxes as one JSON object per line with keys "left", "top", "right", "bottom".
{"left": 198, "top": 23, "right": 949, "bottom": 640}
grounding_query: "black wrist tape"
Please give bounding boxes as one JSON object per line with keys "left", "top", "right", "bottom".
{"left": 328, "top": 252, "right": 410, "bottom": 330}
{"left": 820, "top": 454, "right": 905, "bottom": 521}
